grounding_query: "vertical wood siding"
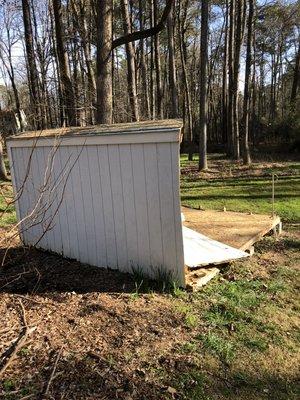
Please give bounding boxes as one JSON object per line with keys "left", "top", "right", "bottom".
{"left": 9, "top": 137, "right": 185, "bottom": 285}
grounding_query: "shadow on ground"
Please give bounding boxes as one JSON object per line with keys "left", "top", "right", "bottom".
{"left": 0, "top": 245, "right": 139, "bottom": 295}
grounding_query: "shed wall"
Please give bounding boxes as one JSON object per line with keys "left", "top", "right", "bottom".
{"left": 8, "top": 136, "right": 185, "bottom": 285}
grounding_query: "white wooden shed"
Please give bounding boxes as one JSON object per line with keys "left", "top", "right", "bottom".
{"left": 7, "top": 120, "right": 247, "bottom": 288}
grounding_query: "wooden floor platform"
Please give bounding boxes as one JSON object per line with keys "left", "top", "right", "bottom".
{"left": 182, "top": 207, "right": 282, "bottom": 290}
{"left": 182, "top": 207, "right": 282, "bottom": 252}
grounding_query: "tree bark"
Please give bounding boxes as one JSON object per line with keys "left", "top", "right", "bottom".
{"left": 22, "top": 0, "right": 43, "bottom": 129}
{"left": 241, "top": 0, "right": 254, "bottom": 165}
{"left": 96, "top": 0, "right": 113, "bottom": 124}
{"left": 121, "top": 0, "right": 139, "bottom": 121}
{"left": 199, "top": 0, "right": 209, "bottom": 171}
{"left": 0, "top": 140, "right": 9, "bottom": 181}
{"left": 222, "top": 0, "right": 229, "bottom": 146}
{"left": 232, "top": 0, "right": 244, "bottom": 160}
{"left": 52, "top": 0, "right": 76, "bottom": 126}
{"left": 290, "top": 41, "right": 300, "bottom": 107}
{"left": 138, "top": 0, "right": 151, "bottom": 119}
{"left": 167, "top": 3, "right": 178, "bottom": 118}
{"left": 154, "top": 0, "right": 163, "bottom": 119}
{"left": 178, "top": 0, "right": 193, "bottom": 160}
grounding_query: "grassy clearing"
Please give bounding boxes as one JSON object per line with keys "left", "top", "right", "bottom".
{"left": 180, "top": 154, "right": 300, "bottom": 223}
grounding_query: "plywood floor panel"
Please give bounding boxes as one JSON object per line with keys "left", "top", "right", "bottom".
{"left": 182, "top": 207, "right": 281, "bottom": 251}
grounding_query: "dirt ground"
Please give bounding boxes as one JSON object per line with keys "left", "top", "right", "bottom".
{"left": 0, "top": 226, "right": 299, "bottom": 400}
{"left": 0, "top": 239, "right": 193, "bottom": 400}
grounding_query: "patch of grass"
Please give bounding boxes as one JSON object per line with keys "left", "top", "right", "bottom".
{"left": 185, "top": 313, "right": 199, "bottom": 328}
{"left": 174, "top": 303, "right": 199, "bottom": 328}
{"left": 201, "top": 280, "right": 267, "bottom": 333}
{"left": 198, "top": 332, "right": 235, "bottom": 364}
{"left": 0, "top": 183, "right": 16, "bottom": 228}
{"left": 179, "top": 341, "right": 198, "bottom": 354}
{"left": 18, "top": 347, "right": 30, "bottom": 356}
{"left": 3, "top": 380, "right": 15, "bottom": 392}
{"left": 175, "top": 371, "right": 210, "bottom": 400}
{"left": 242, "top": 335, "right": 269, "bottom": 352}
{"left": 180, "top": 155, "right": 300, "bottom": 223}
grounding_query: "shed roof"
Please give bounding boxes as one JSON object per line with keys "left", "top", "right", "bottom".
{"left": 7, "top": 119, "right": 183, "bottom": 141}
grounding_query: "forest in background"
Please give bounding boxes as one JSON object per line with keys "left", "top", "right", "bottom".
{"left": 0, "top": 0, "right": 299, "bottom": 170}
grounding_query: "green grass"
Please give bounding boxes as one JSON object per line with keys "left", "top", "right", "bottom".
{"left": 199, "top": 332, "right": 235, "bottom": 364}
{"left": 0, "top": 184, "right": 16, "bottom": 228}
{"left": 180, "top": 154, "right": 300, "bottom": 223}
{"left": 168, "top": 233, "right": 300, "bottom": 398}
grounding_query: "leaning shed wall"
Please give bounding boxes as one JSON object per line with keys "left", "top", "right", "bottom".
{"left": 7, "top": 121, "right": 185, "bottom": 286}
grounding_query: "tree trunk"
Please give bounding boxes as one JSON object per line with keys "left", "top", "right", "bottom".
{"left": 52, "top": 0, "right": 76, "bottom": 126}
{"left": 153, "top": 0, "right": 163, "bottom": 119}
{"left": 290, "top": 41, "right": 300, "bottom": 107}
{"left": 167, "top": 3, "right": 178, "bottom": 118}
{"left": 121, "top": 0, "right": 139, "bottom": 121}
{"left": 178, "top": 0, "right": 193, "bottom": 160}
{"left": 150, "top": 0, "right": 156, "bottom": 119}
{"left": 96, "top": 0, "right": 113, "bottom": 124}
{"left": 232, "top": 0, "right": 244, "bottom": 160}
{"left": 22, "top": 0, "right": 43, "bottom": 129}
{"left": 199, "top": 0, "right": 209, "bottom": 171}
{"left": 0, "top": 140, "right": 9, "bottom": 181}
{"left": 241, "top": 0, "right": 253, "bottom": 165}
{"left": 71, "top": 0, "right": 96, "bottom": 123}
{"left": 138, "top": 0, "right": 151, "bottom": 119}
{"left": 227, "top": 0, "right": 235, "bottom": 156}
{"left": 222, "top": 0, "right": 229, "bottom": 146}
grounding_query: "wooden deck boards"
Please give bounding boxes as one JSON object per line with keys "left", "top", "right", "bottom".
{"left": 182, "top": 207, "right": 281, "bottom": 251}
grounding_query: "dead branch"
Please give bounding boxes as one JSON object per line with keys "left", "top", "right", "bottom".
{"left": 0, "top": 299, "right": 36, "bottom": 378}
{"left": 43, "top": 345, "right": 64, "bottom": 397}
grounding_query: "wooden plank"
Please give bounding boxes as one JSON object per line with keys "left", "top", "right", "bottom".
{"left": 50, "top": 147, "right": 64, "bottom": 255}
{"left": 55, "top": 147, "right": 72, "bottom": 257}
{"left": 69, "top": 147, "right": 89, "bottom": 263}
{"left": 108, "top": 145, "right": 128, "bottom": 270}
{"left": 60, "top": 146, "right": 80, "bottom": 260}
{"left": 170, "top": 142, "right": 185, "bottom": 285}
{"left": 131, "top": 144, "right": 151, "bottom": 273}
{"left": 157, "top": 143, "right": 177, "bottom": 274}
{"left": 89, "top": 146, "right": 107, "bottom": 267}
{"left": 41, "top": 146, "right": 59, "bottom": 253}
{"left": 186, "top": 268, "right": 220, "bottom": 291}
{"left": 183, "top": 226, "right": 248, "bottom": 268}
{"left": 20, "top": 147, "right": 35, "bottom": 244}
{"left": 78, "top": 147, "right": 98, "bottom": 266}
{"left": 182, "top": 207, "right": 282, "bottom": 251}
{"left": 98, "top": 145, "right": 118, "bottom": 268}
{"left": 239, "top": 216, "right": 281, "bottom": 251}
{"left": 34, "top": 147, "right": 50, "bottom": 250}
{"left": 7, "top": 120, "right": 182, "bottom": 141}
{"left": 7, "top": 130, "right": 181, "bottom": 149}
{"left": 143, "top": 143, "right": 163, "bottom": 270}
{"left": 119, "top": 144, "right": 138, "bottom": 269}
{"left": 28, "top": 148, "right": 44, "bottom": 246}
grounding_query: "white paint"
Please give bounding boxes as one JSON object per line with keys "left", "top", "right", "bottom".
{"left": 8, "top": 124, "right": 185, "bottom": 285}
{"left": 182, "top": 226, "right": 249, "bottom": 268}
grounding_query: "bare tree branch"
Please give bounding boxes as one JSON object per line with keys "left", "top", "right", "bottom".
{"left": 112, "top": 0, "right": 174, "bottom": 50}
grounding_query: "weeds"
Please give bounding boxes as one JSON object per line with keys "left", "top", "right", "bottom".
{"left": 198, "top": 332, "right": 235, "bottom": 364}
